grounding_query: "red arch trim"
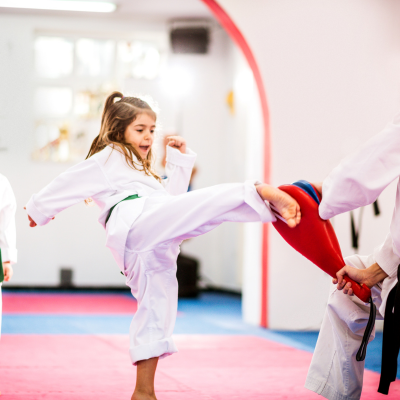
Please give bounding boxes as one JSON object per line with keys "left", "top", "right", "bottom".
{"left": 201, "top": 0, "right": 271, "bottom": 328}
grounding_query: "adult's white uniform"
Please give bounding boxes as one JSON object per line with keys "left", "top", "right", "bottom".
{"left": 26, "top": 145, "right": 275, "bottom": 364}
{"left": 305, "top": 111, "right": 400, "bottom": 400}
{"left": 0, "top": 174, "right": 18, "bottom": 338}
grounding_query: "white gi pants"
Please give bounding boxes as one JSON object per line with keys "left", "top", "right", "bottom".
{"left": 123, "top": 181, "right": 274, "bottom": 364}
{"left": 305, "top": 253, "right": 384, "bottom": 400}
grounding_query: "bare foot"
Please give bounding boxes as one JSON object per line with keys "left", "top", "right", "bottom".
{"left": 131, "top": 391, "right": 157, "bottom": 400}
{"left": 256, "top": 184, "right": 301, "bottom": 228}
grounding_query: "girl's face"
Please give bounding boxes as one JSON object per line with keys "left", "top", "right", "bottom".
{"left": 124, "top": 113, "right": 156, "bottom": 158}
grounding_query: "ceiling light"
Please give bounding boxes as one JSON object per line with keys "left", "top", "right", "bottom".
{"left": 0, "top": 0, "right": 116, "bottom": 13}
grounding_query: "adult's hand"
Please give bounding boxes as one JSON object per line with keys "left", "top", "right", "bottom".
{"left": 334, "top": 262, "right": 388, "bottom": 296}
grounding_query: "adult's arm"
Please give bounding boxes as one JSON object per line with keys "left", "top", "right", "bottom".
{"left": 319, "top": 111, "right": 400, "bottom": 279}
{"left": 319, "top": 111, "right": 400, "bottom": 219}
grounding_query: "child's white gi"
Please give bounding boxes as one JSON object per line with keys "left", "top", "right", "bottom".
{"left": 26, "top": 145, "right": 276, "bottom": 364}
{"left": 0, "top": 173, "right": 17, "bottom": 338}
{"left": 305, "top": 111, "right": 400, "bottom": 400}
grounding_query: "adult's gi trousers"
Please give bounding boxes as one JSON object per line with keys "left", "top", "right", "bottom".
{"left": 305, "top": 253, "right": 384, "bottom": 400}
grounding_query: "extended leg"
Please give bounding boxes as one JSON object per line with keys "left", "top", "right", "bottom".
{"left": 128, "top": 181, "right": 276, "bottom": 253}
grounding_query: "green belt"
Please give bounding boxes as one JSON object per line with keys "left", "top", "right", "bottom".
{"left": 105, "top": 194, "right": 140, "bottom": 225}
{"left": 0, "top": 249, "right": 3, "bottom": 283}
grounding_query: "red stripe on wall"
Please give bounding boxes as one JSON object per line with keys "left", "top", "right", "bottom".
{"left": 201, "top": 0, "right": 272, "bottom": 327}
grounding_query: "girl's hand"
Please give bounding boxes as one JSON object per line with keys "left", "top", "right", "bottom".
{"left": 167, "top": 136, "right": 186, "bottom": 154}
{"left": 27, "top": 214, "right": 37, "bottom": 227}
{"left": 3, "top": 262, "right": 13, "bottom": 282}
{"left": 24, "top": 207, "right": 37, "bottom": 227}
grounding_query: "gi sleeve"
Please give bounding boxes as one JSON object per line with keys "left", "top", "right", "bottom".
{"left": 319, "top": 110, "right": 400, "bottom": 220}
{"left": 26, "top": 157, "right": 112, "bottom": 226}
{"left": 0, "top": 176, "right": 17, "bottom": 264}
{"left": 163, "top": 146, "right": 197, "bottom": 195}
{"left": 374, "top": 233, "right": 400, "bottom": 279}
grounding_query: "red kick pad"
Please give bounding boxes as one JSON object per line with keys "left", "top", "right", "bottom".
{"left": 272, "top": 183, "right": 371, "bottom": 302}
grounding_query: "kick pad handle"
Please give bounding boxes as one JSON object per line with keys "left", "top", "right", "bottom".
{"left": 342, "top": 275, "right": 371, "bottom": 303}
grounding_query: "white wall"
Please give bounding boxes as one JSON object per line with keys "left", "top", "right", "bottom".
{"left": 0, "top": 12, "right": 254, "bottom": 290}
{"left": 218, "top": 0, "right": 400, "bottom": 329}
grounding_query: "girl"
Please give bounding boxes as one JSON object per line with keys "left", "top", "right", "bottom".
{"left": 25, "top": 91, "right": 300, "bottom": 400}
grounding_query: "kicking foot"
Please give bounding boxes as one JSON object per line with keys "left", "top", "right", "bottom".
{"left": 256, "top": 184, "right": 301, "bottom": 228}
{"left": 131, "top": 391, "right": 157, "bottom": 400}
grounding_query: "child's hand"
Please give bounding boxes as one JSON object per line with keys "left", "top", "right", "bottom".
{"left": 27, "top": 214, "right": 37, "bottom": 227}
{"left": 167, "top": 136, "right": 186, "bottom": 154}
{"left": 24, "top": 207, "right": 37, "bottom": 227}
{"left": 3, "top": 262, "right": 13, "bottom": 282}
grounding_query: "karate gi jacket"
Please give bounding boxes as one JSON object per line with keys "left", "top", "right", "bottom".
{"left": 0, "top": 174, "right": 17, "bottom": 270}
{"left": 26, "top": 145, "right": 197, "bottom": 271}
{"left": 319, "top": 111, "right": 400, "bottom": 315}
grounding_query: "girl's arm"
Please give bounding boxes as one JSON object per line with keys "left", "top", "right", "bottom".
{"left": 0, "top": 176, "right": 17, "bottom": 265}
{"left": 163, "top": 136, "right": 197, "bottom": 195}
{"left": 26, "top": 157, "right": 111, "bottom": 226}
{"left": 319, "top": 110, "right": 400, "bottom": 220}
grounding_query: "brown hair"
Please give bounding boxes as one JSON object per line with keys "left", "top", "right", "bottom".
{"left": 86, "top": 91, "right": 160, "bottom": 181}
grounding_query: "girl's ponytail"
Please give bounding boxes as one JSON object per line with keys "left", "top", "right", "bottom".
{"left": 101, "top": 91, "right": 123, "bottom": 126}
{"left": 86, "top": 92, "right": 123, "bottom": 159}
{"left": 86, "top": 134, "right": 101, "bottom": 159}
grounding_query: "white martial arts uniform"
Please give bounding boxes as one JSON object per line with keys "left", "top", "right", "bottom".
{"left": 26, "top": 145, "right": 276, "bottom": 364}
{"left": 305, "top": 111, "right": 400, "bottom": 400}
{"left": 0, "top": 174, "right": 17, "bottom": 338}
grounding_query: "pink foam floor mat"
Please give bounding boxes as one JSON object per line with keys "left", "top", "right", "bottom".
{"left": 2, "top": 293, "right": 137, "bottom": 314}
{"left": 0, "top": 334, "right": 398, "bottom": 399}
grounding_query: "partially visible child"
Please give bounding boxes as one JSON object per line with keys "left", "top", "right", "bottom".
{"left": 25, "top": 91, "right": 300, "bottom": 400}
{"left": 0, "top": 173, "right": 17, "bottom": 338}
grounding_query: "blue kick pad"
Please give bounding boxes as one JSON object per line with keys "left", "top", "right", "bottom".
{"left": 292, "top": 180, "right": 320, "bottom": 205}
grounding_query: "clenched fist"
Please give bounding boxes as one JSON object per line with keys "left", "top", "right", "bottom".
{"left": 167, "top": 136, "right": 187, "bottom": 154}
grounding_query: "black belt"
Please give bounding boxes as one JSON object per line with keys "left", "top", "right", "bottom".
{"left": 105, "top": 195, "right": 140, "bottom": 225}
{"left": 356, "top": 296, "right": 376, "bottom": 362}
{"left": 378, "top": 264, "right": 400, "bottom": 395}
